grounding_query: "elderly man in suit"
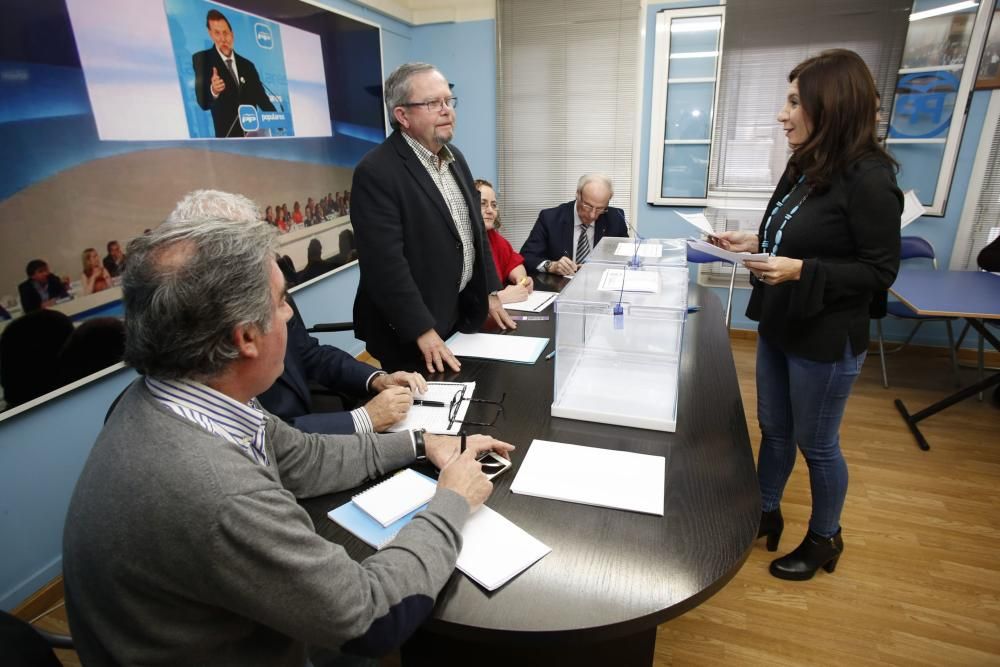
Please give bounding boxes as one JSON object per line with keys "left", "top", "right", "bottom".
{"left": 192, "top": 9, "right": 275, "bottom": 138}
{"left": 520, "top": 173, "right": 630, "bottom": 276}
{"left": 351, "top": 62, "right": 515, "bottom": 374}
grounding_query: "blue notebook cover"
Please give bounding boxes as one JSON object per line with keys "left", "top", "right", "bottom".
{"left": 327, "top": 470, "right": 437, "bottom": 549}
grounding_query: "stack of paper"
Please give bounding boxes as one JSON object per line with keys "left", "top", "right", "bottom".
{"left": 329, "top": 473, "right": 552, "bottom": 590}
{"left": 510, "top": 439, "right": 666, "bottom": 515}
{"left": 351, "top": 468, "right": 437, "bottom": 527}
{"left": 503, "top": 290, "right": 558, "bottom": 312}
{"left": 446, "top": 332, "right": 549, "bottom": 364}
{"left": 686, "top": 238, "right": 768, "bottom": 263}
{"left": 614, "top": 242, "right": 663, "bottom": 258}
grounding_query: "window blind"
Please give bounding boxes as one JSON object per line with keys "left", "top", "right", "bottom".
{"left": 952, "top": 90, "right": 1000, "bottom": 270}
{"left": 708, "top": 0, "right": 911, "bottom": 195}
{"left": 497, "top": 0, "right": 640, "bottom": 249}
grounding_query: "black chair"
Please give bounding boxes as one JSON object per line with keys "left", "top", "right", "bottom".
{"left": 0, "top": 610, "right": 73, "bottom": 667}
{"left": 56, "top": 317, "right": 126, "bottom": 386}
{"left": 0, "top": 310, "right": 75, "bottom": 407}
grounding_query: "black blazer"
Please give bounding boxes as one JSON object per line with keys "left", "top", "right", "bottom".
{"left": 192, "top": 48, "right": 275, "bottom": 138}
{"left": 18, "top": 275, "right": 68, "bottom": 313}
{"left": 257, "top": 313, "right": 376, "bottom": 435}
{"left": 351, "top": 131, "right": 500, "bottom": 365}
{"left": 519, "top": 201, "right": 629, "bottom": 271}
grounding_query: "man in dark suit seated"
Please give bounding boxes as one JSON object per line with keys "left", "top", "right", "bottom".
{"left": 258, "top": 299, "right": 426, "bottom": 434}
{"left": 192, "top": 9, "right": 276, "bottom": 138}
{"left": 167, "top": 188, "right": 425, "bottom": 434}
{"left": 18, "top": 259, "right": 69, "bottom": 313}
{"left": 520, "top": 173, "right": 629, "bottom": 276}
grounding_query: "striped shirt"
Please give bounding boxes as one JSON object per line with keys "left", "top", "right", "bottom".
{"left": 145, "top": 377, "right": 269, "bottom": 466}
{"left": 402, "top": 132, "right": 475, "bottom": 290}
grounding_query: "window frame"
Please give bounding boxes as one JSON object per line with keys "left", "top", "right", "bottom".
{"left": 646, "top": 5, "right": 726, "bottom": 206}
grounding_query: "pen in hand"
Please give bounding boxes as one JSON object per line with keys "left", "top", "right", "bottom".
{"left": 460, "top": 431, "right": 467, "bottom": 455}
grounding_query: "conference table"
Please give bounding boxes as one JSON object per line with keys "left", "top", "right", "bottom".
{"left": 301, "top": 277, "right": 759, "bottom": 666}
{"left": 889, "top": 269, "right": 1000, "bottom": 451}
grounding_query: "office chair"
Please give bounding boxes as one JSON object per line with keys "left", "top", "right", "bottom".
{"left": 687, "top": 246, "right": 737, "bottom": 329}
{"left": 0, "top": 610, "right": 73, "bottom": 667}
{"left": 873, "top": 236, "right": 959, "bottom": 388}
{"left": 0, "top": 309, "right": 75, "bottom": 406}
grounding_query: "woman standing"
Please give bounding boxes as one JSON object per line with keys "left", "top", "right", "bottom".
{"left": 474, "top": 179, "right": 532, "bottom": 304}
{"left": 715, "top": 49, "right": 902, "bottom": 580}
{"left": 81, "top": 247, "right": 113, "bottom": 295}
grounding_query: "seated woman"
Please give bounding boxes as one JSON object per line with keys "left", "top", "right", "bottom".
{"left": 81, "top": 247, "right": 112, "bottom": 295}
{"left": 474, "top": 179, "right": 532, "bottom": 304}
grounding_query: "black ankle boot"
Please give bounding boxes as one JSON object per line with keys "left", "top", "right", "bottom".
{"left": 769, "top": 528, "right": 843, "bottom": 581}
{"left": 757, "top": 508, "right": 783, "bottom": 552}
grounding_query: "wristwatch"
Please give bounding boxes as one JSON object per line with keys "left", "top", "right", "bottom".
{"left": 413, "top": 428, "right": 427, "bottom": 459}
{"left": 542, "top": 260, "right": 552, "bottom": 272}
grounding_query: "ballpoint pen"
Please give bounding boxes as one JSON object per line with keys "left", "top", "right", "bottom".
{"left": 412, "top": 399, "right": 446, "bottom": 407}
{"left": 460, "top": 431, "right": 467, "bottom": 454}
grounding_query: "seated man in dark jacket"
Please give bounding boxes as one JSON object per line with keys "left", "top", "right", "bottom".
{"left": 18, "top": 259, "right": 69, "bottom": 313}
{"left": 258, "top": 298, "right": 425, "bottom": 434}
{"left": 520, "top": 173, "right": 629, "bottom": 276}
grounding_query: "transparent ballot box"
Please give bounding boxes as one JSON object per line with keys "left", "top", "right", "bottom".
{"left": 586, "top": 236, "right": 688, "bottom": 267}
{"left": 552, "top": 263, "right": 688, "bottom": 432}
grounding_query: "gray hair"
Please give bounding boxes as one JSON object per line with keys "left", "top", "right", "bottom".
{"left": 122, "top": 217, "right": 278, "bottom": 381}
{"left": 384, "top": 62, "right": 439, "bottom": 131}
{"left": 167, "top": 189, "right": 261, "bottom": 224}
{"left": 576, "top": 173, "right": 614, "bottom": 198}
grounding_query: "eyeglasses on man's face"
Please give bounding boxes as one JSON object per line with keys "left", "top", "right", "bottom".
{"left": 576, "top": 196, "right": 608, "bottom": 216}
{"left": 401, "top": 97, "right": 459, "bottom": 113}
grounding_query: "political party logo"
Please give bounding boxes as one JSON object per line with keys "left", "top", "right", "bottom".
{"left": 888, "top": 70, "right": 960, "bottom": 140}
{"left": 255, "top": 23, "right": 274, "bottom": 50}
{"left": 238, "top": 104, "right": 260, "bottom": 132}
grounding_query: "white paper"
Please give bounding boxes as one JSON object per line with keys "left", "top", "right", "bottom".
{"left": 900, "top": 189, "right": 926, "bottom": 229}
{"left": 597, "top": 268, "right": 660, "bottom": 293}
{"left": 445, "top": 332, "right": 550, "bottom": 364}
{"left": 614, "top": 241, "right": 663, "bottom": 258}
{"left": 502, "top": 290, "right": 558, "bottom": 312}
{"left": 511, "top": 440, "right": 665, "bottom": 515}
{"left": 388, "top": 381, "right": 475, "bottom": 435}
{"left": 456, "top": 506, "right": 551, "bottom": 591}
{"left": 675, "top": 210, "right": 718, "bottom": 237}
{"left": 686, "top": 238, "right": 768, "bottom": 264}
{"left": 351, "top": 469, "right": 437, "bottom": 527}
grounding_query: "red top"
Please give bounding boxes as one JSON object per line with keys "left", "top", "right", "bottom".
{"left": 488, "top": 229, "right": 524, "bottom": 283}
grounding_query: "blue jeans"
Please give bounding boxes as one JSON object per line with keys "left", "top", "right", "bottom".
{"left": 755, "top": 335, "right": 866, "bottom": 538}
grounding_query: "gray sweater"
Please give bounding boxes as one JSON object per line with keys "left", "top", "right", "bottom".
{"left": 63, "top": 380, "right": 469, "bottom": 666}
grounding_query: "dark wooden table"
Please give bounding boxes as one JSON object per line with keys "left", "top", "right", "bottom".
{"left": 302, "top": 279, "right": 758, "bottom": 666}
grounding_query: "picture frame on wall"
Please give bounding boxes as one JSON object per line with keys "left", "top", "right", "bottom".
{"left": 976, "top": 7, "right": 1000, "bottom": 90}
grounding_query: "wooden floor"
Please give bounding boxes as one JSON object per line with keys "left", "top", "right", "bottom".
{"left": 27, "top": 338, "right": 1000, "bottom": 666}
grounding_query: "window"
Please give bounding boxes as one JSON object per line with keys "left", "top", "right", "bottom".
{"left": 887, "top": 0, "right": 996, "bottom": 215}
{"left": 646, "top": 7, "right": 724, "bottom": 204}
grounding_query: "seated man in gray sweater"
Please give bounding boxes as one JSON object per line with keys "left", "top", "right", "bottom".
{"left": 62, "top": 215, "right": 513, "bottom": 666}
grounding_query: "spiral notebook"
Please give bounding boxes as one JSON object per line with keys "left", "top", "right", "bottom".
{"left": 327, "top": 497, "right": 430, "bottom": 550}
{"left": 351, "top": 468, "right": 437, "bottom": 527}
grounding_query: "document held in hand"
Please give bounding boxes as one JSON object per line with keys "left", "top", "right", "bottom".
{"left": 687, "top": 238, "right": 768, "bottom": 264}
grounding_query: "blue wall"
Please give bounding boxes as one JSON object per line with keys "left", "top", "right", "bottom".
{"left": 635, "top": 1, "right": 992, "bottom": 346}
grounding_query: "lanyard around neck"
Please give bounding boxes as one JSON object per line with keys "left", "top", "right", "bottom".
{"left": 761, "top": 175, "right": 811, "bottom": 257}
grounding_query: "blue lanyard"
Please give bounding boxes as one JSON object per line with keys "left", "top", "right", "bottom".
{"left": 761, "top": 176, "right": 811, "bottom": 257}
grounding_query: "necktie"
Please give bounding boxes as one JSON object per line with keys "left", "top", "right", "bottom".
{"left": 226, "top": 58, "right": 240, "bottom": 90}
{"left": 576, "top": 224, "right": 590, "bottom": 263}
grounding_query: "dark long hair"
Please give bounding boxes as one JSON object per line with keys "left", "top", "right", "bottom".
{"left": 788, "top": 49, "right": 897, "bottom": 189}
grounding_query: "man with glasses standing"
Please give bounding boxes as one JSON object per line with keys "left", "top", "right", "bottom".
{"left": 352, "top": 62, "right": 514, "bottom": 374}
{"left": 520, "top": 173, "right": 629, "bottom": 277}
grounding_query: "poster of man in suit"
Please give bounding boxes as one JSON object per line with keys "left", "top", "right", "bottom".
{"left": 166, "top": 1, "right": 295, "bottom": 138}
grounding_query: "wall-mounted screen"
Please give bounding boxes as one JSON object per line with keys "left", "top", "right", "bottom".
{"left": 0, "top": 0, "right": 386, "bottom": 415}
